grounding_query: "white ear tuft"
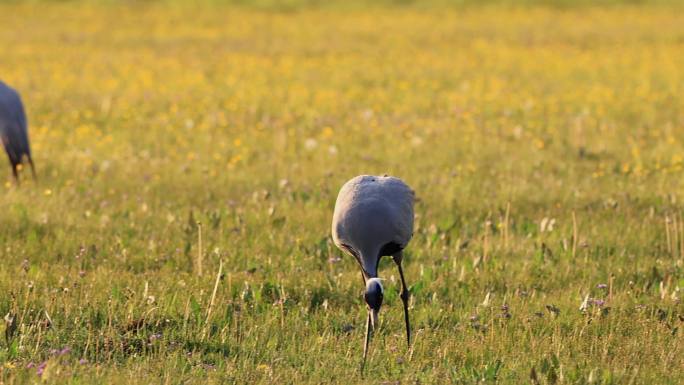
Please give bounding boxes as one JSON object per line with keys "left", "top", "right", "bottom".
{"left": 366, "top": 277, "right": 384, "bottom": 293}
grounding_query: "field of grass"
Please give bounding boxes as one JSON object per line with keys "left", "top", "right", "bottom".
{"left": 1, "top": 1, "right": 683, "bottom": 384}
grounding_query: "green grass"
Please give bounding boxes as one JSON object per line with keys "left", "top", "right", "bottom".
{"left": 0, "top": 2, "right": 683, "bottom": 384}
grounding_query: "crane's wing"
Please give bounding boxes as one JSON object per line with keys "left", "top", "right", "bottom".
{"left": 376, "top": 175, "right": 414, "bottom": 248}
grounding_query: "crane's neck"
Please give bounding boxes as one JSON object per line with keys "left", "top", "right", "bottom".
{"left": 359, "top": 248, "right": 380, "bottom": 279}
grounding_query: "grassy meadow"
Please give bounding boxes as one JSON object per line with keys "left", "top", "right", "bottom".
{"left": 1, "top": 1, "right": 684, "bottom": 383}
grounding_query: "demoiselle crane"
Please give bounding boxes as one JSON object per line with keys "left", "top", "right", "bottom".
{"left": 0, "top": 80, "right": 35, "bottom": 183}
{"left": 331, "top": 174, "right": 414, "bottom": 368}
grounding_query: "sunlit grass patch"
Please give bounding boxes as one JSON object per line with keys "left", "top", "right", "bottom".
{"left": 1, "top": 1, "right": 683, "bottom": 384}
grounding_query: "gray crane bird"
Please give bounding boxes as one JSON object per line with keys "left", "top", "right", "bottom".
{"left": 331, "top": 174, "right": 414, "bottom": 368}
{"left": 0, "top": 80, "right": 35, "bottom": 183}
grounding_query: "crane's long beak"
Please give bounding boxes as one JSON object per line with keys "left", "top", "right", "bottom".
{"left": 370, "top": 308, "right": 379, "bottom": 330}
{"left": 360, "top": 309, "right": 380, "bottom": 373}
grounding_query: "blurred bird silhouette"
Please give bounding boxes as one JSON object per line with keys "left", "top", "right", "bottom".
{"left": 0, "top": 80, "right": 35, "bottom": 184}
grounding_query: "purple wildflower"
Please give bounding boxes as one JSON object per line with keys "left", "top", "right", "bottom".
{"left": 596, "top": 283, "right": 608, "bottom": 289}
{"left": 79, "top": 358, "right": 88, "bottom": 365}
{"left": 592, "top": 299, "right": 606, "bottom": 307}
{"left": 59, "top": 347, "right": 71, "bottom": 356}
{"left": 26, "top": 362, "right": 35, "bottom": 369}
{"left": 36, "top": 361, "right": 47, "bottom": 377}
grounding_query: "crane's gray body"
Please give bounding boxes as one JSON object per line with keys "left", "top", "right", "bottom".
{"left": 0, "top": 81, "right": 32, "bottom": 174}
{"left": 331, "top": 175, "right": 414, "bottom": 278}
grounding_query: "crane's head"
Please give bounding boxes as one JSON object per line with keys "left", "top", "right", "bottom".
{"left": 364, "top": 278, "right": 383, "bottom": 329}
